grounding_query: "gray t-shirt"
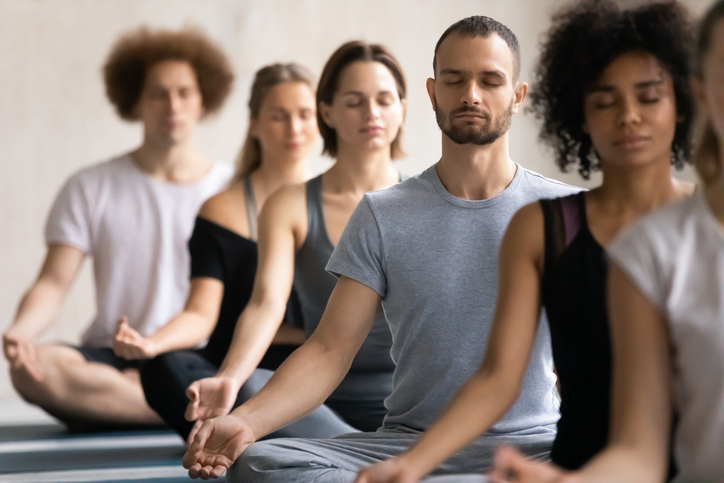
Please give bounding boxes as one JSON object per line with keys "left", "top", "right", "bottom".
{"left": 327, "top": 164, "right": 580, "bottom": 434}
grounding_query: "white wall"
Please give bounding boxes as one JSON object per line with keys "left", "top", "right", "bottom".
{"left": 0, "top": 0, "right": 710, "bottom": 404}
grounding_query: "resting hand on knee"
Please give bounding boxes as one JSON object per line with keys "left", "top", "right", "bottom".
{"left": 185, "top": 376, "right": 240, "bottom": 427}
{"left": 3, "top": 332, "right": 44, "bottom": 382}
{"left": 113, "top": 317, "right": 158, "bottom": 360}
{"left": 355, "top": 457, "right": 421, "bottom": 483}
{"left": 182, "top": 414, "right": 254, "bottom": 479}
{"left": 488, "top": 446, "right": 574, "bottom": 483}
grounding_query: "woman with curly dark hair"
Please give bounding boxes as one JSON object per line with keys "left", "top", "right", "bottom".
{"left": 2, "top": 26, "right": 234, "bottom": 429}
{"left": 353, "top": 1, "right": 695, "bottom": 482}
{"left": 489, "top": 2, "right": 724, "bottom": 482}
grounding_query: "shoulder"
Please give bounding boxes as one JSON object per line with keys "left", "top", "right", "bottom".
{"left": 505, "top": 201, "right": 545, "bottom": 251}
{"left": 206, "top": 161, "right": 234, "bottom": 185}
{"left": 364, "top": 168, "right": 432, "bottom": 211}
{"left": 260, "top": 181, "right": 308, "bottom": 228}
{"left": 53, "top": 156, "right": 132, "bottom": 202}
{"left": 616, "top": 195, "right": 698, "bottom": 251}
{"left": 197, "top": 182, "right": 247, "bottom": 234}
{"left": 516, "top": 166, "right": 584, "bottom": 199}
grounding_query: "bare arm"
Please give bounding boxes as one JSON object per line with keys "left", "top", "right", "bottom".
{"left": 182, "top": 276, "right": 380, "bottom": 477}
{"left": 214, "top": 186, "right": 303, "bottom": 385}
{"left": 356, "top": 203, "right": 547, "bottom": 483}
{"left": 3, "top": 244, "right": 85, "bottom": 379}
{"left": 113, "top": 277, "right": 224, "bottom": 359}
{"left": 488, "top": 263, "right": 673, "bottom": 483}
{"left": 234, "top": 276, "right": 380, "bottom": 436}
{"left": 572, "top": 263, "right": 672, "bottom": 483}
{"left": 4, "top": 244, "right": 85, "bottom": 340}
{"left": 183, "top": 187, "right": 307, "bottom": 425}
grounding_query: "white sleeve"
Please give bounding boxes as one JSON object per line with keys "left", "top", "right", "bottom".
{"left": 44, "top": 172, "right": 93, "bottom": 254}
{"left": 608, "top": 218, "right": 667, "bottom": 312}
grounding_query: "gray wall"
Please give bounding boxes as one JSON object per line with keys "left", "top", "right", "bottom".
{"left": 0, "top": 0, "right": 710, "bottom": 403}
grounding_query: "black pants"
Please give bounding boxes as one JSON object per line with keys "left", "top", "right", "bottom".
{"left": 139, "top": 345, "right": 297, "bottom": 439}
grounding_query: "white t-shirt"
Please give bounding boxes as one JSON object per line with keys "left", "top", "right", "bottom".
{"left": 45, "top": 154, "right": 233, "bottom": 347}
{"left": 608, "top": 191, "right": 724, "bottom": 482}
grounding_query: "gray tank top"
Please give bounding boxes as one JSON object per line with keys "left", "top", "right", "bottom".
{"left": 294, "top": 175, "right": 395, "bottom": 374}
{"left": 242, "top": 176, "right": 258, "bottom": 241}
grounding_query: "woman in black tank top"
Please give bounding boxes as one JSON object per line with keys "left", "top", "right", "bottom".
{"left": 352, "top": 2, "right": 697, "bottom": 481}
{"left": 110, "top": 63, "right": 318, "bottom": 439}
{"left": 172, "top": 41, "right": 407, "bottom": 448}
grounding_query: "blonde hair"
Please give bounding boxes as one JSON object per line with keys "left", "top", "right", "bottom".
{"left": 235, "top": 63, "right": 315, "bottom": 179}
{"left": 694, "top": 1, "right": 724, "bottom": 185}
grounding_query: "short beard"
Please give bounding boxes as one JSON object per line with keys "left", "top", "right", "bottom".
{"left": 436, "top": 101, "right": 513, "bottom": 146}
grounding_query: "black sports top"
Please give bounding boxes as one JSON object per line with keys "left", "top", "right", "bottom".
{"left": 188, "top": 177, "right": 301, "bottom": 367}
{"left": 540, "top": 192, "right": 611, "bottom": 470}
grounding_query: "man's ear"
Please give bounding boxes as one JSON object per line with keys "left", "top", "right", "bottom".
{"left": 319, "top": 101, "right": 334, "bottom": 129}
{"left": 426, "top": 77, "right": 436, "bottom": 111}
{"left": 511, "top": 81, "right": 528, "bottom": 114}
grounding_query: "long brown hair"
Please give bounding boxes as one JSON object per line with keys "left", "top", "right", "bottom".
{"left": 316, "top": 41, "right": 406, "bottom": 159}
{"left": 694, "top": 1, "right": 724, "bottom": 185}
{"left": 235, "top": 63, "right": 315, "bottom": 179}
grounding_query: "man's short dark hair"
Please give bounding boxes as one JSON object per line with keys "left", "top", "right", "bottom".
{"left": 433, "top": 16, "right": 521, "bottom": 80}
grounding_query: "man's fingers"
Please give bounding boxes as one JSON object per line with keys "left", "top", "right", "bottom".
{"left": 187, "top": 463, "right": 202, "bottom": 479}
{"left": 189, "top": 421, "right": 213, "bottom": 453}
{"left": 185, "top": 385, "right": 201, "bottom": 421}
{"left": 211, "top": 465, "right": 228, "bottom": 478}
{"left": 187, "top": 419, "right": 203, "bottom": 446}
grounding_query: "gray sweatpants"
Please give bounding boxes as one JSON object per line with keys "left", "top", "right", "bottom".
{"left": 228, "top": 426, "right": 554, "bottom": 483}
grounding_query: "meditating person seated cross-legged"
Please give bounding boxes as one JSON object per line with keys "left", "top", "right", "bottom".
{"left": 110, "top": 63, "right": 318, "bottom": 440}
{"left": 354, "top": 2, "right": 696, "bottom": 482}
{"left": 182, "top": 16, "right": 580, "bottom": 482}
{"left": 487, "top": 2, "right": 724, "bottom": 482}
{"left": 158, "top": 40, "right": 409, "bottom": 446}
{"left": 2, "top": 26, "right": 234, "bottom": 430}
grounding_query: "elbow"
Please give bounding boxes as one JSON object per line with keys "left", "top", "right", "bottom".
{"left": 473, "top": 366, "right": 524, "bottom": 408}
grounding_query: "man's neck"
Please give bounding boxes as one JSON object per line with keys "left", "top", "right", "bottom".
{"left": 435, "top": 132, "right": 516, "bottom": 201}
{"left": 130, "top": 136, "right": 210, "bottom": 184}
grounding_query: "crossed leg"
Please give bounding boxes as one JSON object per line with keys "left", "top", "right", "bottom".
{"left": 9, "top": 343, "right": 162, "bottom": 427}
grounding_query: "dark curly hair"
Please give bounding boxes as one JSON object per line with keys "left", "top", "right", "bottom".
{"left": 103, "top": 26, "right": 234, "bottom": 121}
{"left": 529, "top": 0, "right": 694, "bottom": 179}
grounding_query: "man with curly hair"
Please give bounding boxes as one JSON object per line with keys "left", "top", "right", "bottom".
{"left": 2, "top": 27, "right": 234, "bottom": 428}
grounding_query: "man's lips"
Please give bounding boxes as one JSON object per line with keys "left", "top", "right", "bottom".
{"left": 453, "top": 110, "right": 487, "bottom": 120}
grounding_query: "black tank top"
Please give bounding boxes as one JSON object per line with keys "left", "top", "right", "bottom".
{"left": 540, "top": 192, "right": 611, "bottom": 470}
{"left": 189, "top": 177, "right": 301, "bottom": 367}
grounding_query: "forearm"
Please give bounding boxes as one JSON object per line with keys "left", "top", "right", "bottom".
{"left": 400, "top": 371, "right": 520, "bottom": 477}
{"left": 6, "top": 280, "right": 66, "bottom": 340}
{"left": 148, "top": 311, "right": 216, "bottom": 354}
{"left": 216, "top": 300, "right": 287, "bottom": 383}
{"left": 573, "top": 445, "right": 664, "bottom": 483}
{"left": 230, "top": 336, "right": 351, "bottom": 439}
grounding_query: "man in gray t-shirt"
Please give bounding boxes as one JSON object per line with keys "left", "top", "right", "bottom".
{"left": 182, "top": 16, "right": 580, "bottom": 483}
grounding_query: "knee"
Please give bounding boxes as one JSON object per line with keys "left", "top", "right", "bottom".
{"left": 9, "top": 361, "right": 50, "bottom": 405}
{"left": 229, "top": 441, "right": 280, "bottom": 480}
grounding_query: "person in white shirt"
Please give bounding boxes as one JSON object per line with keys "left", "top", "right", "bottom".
{"left": 2, "top": 26, "right": 234, "bottom": 429}
{"left": 486, "top": 2, "right": 724, "bottom": 482}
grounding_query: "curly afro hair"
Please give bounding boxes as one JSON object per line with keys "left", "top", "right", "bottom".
{"left": 529, "top": 0, "right": 694, "bottom": 179}
{"left": 103, "top": 26, "right": 234, "bottom": 121}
